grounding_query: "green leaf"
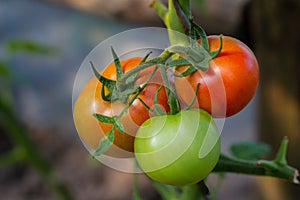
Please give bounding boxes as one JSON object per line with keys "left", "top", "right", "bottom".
{"left": 93, "top": 113, "right": 114, "bottom": 124}
{"left": 230, "top": 141, "right": 271, "bottom": 160}
{"left": 0, "top": 61, "right": 11, "bottom": 78}
{"left": 151, "top": 180, "right": 179, "bottom": 200}
{"left": 6, "top": 40, "right": 57, "bottom": 55}
{"left": 93, "top": 128, "right": 114, "bottom": 157}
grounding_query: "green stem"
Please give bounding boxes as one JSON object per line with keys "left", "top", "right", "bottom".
{"left": 178, "top": 0, "right": 191, "bottom": 18}
{"left": 151, "top": 0, "right": 191, "bottom": 46}
{"left": 214, "top": 154, "right": 299, "bottom": 184}
{"left": 118, "top": 66, "right": 159, "bottom": 118}
{"left": 150, "top": 0, "right": 168, "bottom": 20}
{"left": 118, "top": 50, "right": 172, "bottom": 84}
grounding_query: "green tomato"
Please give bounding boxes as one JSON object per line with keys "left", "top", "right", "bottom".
{"left": 134, "top": 109, "right": 220, "bottom": 186}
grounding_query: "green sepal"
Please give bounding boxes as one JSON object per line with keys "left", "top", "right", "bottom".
{"left": 90, "top": 61, "right": 117, "bottom": 101}
{"left": 158, "top": 64, "right": 179, "bottom": 115}
{"left": 209, "top": 34, "right": 223, "bottom": 59}
{"left": 93, "top": 113, "right": 115, "bottom": 124}
{"left": 140, "top": 51, "right": 152, "bottom": 64}
{"left": 93, "top": 113, "right": 124, "bottom": 133}
{"left": 111, "top": 47, "right": 123, "bottom": 80}
{"left": 191, "top": 20, "right": 209, "bottom": 51}
{"left": 124, "top": 51, "right": 152, "bottom": 87}
{"left": 93, "top": 128, "right": 114, "bottom": 157}
{"left": 174, "top": 65, "right": 197, "bottom": 77}
{"left": 166, "top": 45, "right": 210, "bottom": 72}
{"left": 184, "top": 83, "right": 200, "bottom": 110}
{"left": 101, "top": 84, "right": 112, "bottom": 101}
{"left": 137, "top": 97, "right": 156, "bottom": 115}
{"left": 153, "top": 86, "right": 167, "bottom": 115}
{"left": 189, "top": 24, "right": 198, "bottom": 49}
{"left": 167, "top": 58, "right": 191, "bottom": 68}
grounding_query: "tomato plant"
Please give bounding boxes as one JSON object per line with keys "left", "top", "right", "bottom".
{"left": 73, "top": 57, "right": 169, "bottom": 153}
{"left": 134, "top": 109, "right": 220, "bottom": 186}
{"left": 175, "top": 36, "right": 259, "bottom": 117}
{"left": 72, "top": 1, "right": 299, "bottom": 198}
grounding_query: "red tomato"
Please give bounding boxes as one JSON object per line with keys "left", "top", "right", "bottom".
{"left": 175, "top": 36, "right": 259, "bottom": 117}
{"left": 73, "top": 58, "right": 169, "bottom": 154}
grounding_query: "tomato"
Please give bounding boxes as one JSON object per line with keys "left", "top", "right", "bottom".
{"left": 175, "top": 36, "right": 259, "bottom": 117}
{"left": 73, "top": 58, "right": 169, "bottom": 155}
{"left": 134, "top": 109, "right": 220, "bottom": 186}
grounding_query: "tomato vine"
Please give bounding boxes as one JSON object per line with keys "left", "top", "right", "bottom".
{"left": 73, "top": 0, "right": 299, "bottom": 199}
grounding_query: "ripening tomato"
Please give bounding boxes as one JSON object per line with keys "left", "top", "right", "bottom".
{"left": 134, "top": 109, "right": 220, "bottom": 186}
{"left": 175, "top": 36, "right": 259, "bottom": 117}
{"left": 73, "top": 58, "right": 169, "bottom": 155}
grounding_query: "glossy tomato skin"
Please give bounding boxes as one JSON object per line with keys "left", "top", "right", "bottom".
{"left": 73, "top": 58, "right": 169, "bottom": 154}
{"left": 175, "top": 36, "right": 259, "bottom": 117}
{"left": 134, "top": 109, "right": 220, "bottom": 186}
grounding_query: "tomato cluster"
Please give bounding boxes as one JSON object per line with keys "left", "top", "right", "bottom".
{"left": 73, "top": 35, "right": 259, "bottom": 185}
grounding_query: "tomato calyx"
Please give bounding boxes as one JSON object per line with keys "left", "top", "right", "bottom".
{"left": 92, "top": 65, "right": 160, "bottom": 156}
{"left": 169, "top": 21, "right": 223, "bottom": 77}
{"left": 90, "top": 48, "right": 152, "bottom": 103}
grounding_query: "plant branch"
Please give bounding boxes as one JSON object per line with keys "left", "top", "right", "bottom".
{"left": 214, "top": 153, "right": 299, "bottom": 184}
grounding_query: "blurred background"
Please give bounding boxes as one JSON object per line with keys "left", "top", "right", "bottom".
{"left": 0, "top": 0, "right": 299, "bottom": 199}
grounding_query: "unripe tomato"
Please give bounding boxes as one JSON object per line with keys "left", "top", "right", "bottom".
{"left": 175, "top": 36, "right": 259, "bottom": 117}
{"left": 134, "top": 109, "right": 220, "bottom": 186}
{"left": 73, "top": 58, "right": 169, "bottom": 154}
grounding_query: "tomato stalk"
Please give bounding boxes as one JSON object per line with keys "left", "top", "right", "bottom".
{"left": 214, "top": 138, "right": 299, "bottom": 184}
{"left": 158, "top": 64, "right": 180, "bottom": 114}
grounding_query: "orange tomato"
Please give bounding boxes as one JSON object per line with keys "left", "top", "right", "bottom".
{"left": 73, "top": 58, "right": 169, "bottom": 155}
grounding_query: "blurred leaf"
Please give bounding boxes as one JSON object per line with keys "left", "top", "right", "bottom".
{"left": 192, "top": 0, "right": 206, "bottom": 11}
{"left": 132, "top": 173, "right": 143, "bottom": 200}
{"left": 6, "top": 40, "right": 58, "bottom": 55}
{"left": 180, "top": 183, "right": 205, "bottom": 200}
{"left": 0, "top": 61, "right": 11, "bottom": 78}
{"left": 230, "top": 141, "right": 271, "bottom": 160}
{"left": 151, "top": 180, "right": 179, "bottom": 200}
